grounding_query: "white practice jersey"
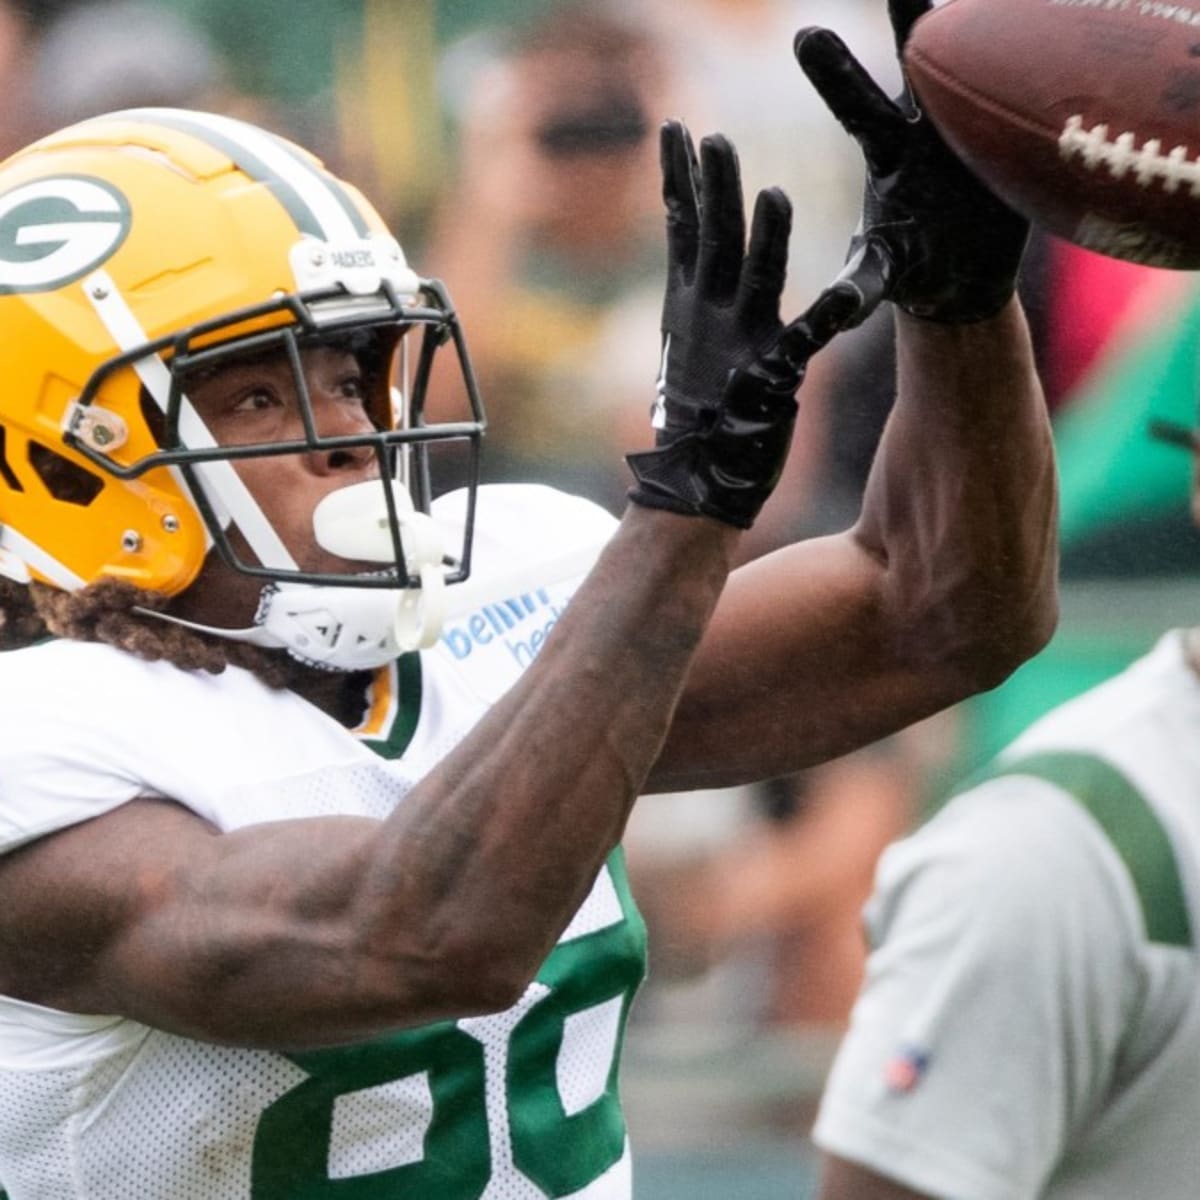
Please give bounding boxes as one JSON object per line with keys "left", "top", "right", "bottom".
{"left": 0, "top": 485, "right": 649, "bottom": 1200}
{"left": 814, "top": 630, "right": 1200, "bottom": 1199}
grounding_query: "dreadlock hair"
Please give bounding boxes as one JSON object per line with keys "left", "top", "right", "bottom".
{"left": 0, "top": 574, "right": 302, "bottom": 689}
{"left": 0, "top": 575, "right": 46, "bottom": 651}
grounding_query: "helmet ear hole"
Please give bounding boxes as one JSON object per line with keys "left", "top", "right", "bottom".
{"left": 27, "top": 443, "right": 104, "bottom": 507}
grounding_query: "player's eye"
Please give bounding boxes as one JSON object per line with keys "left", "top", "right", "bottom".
{"left": 337, "top": 374, "right": 367, "bottom": 403}
{"left": 231, "top": 387, "right": 279, "bottom": 414}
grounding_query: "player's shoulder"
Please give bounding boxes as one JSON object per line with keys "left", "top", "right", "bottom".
{"left": 870, "top": 770, "right": 1149, "bottom": 989}
{"left": 429, "top": 484, "right": 617, "bottom": 681}
{"left": 920, "top": 634, "right": 1193, "bottom": 882}
{"left": 897, "top": 633, "right": 1200, "bottom": 947}
{"left": 435, "top": 483, "right": 618, "bottom": 555}
{"left": 895, "top": 773, "right": 1099, "bottom": 902}
{"left": 0, "top": 636, "right": 275, "bottom": 736}
{"left": 898, "top": 635, "right": 1189, "bottom": 903}
{"left": 993, "top": 631, "right": 1200, "bottom": 835}
{"left": 0, "top": 637, "right": 157, "bottom": 706}
{"left": 1008, "top": 631, "right": 1191, "bottom": 759}
{"left": 2, "top": 635, "right": 244, "bottom": 693}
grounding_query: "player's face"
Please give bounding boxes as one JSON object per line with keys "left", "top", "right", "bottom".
{"left": 168, "top": 343, "right": 384, "bottom": 629}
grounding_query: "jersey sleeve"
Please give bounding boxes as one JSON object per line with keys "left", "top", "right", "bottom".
{"left": 426, "top": 484, "right": 620, "bottom": 700}
{"left": 812, "top": 776, "right": 1145, "bottom": 1200}
{"left": 0, "top": 665, "right": 148, "bottom": 854}
{"left": 434, "top": 483, "right": 617, "bottom": 569}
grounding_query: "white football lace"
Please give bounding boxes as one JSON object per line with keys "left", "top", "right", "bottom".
{"left": 1059, "top": 115, "right": 1200, "bottom": 194}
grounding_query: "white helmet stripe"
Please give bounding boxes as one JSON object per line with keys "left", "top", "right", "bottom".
{"left": 100, "top": 107, "right": 368, "bottom": 242}
{"left": 83, "top": 269, "right": 298, "bottom": 573}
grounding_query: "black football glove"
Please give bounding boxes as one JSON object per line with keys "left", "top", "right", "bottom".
{"left": 795, "top": 0, "right": 1029, "bottom": 325}
{"left": 627, "top": 121, "right": 855, "bottom": 529}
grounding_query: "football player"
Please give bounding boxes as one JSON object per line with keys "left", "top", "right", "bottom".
{"left": 0, "top": 2, "right": 1053, "bottom": 1193}
{"left": 808, "top": 358, "right": 1200, "bottom": 1200}
{"left": 809, "top": 580, "right": 1200, "bottom": 1200}
{"left": 798, "top": 8, "right": 1200, "bottom": 1198}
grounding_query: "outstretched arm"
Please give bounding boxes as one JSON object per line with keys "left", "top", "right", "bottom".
{"left": 649, "top": 0, "right": 1057, "bottom": 790}
{"left": 0, "top": 128, "right": 824, "bottom": 1050}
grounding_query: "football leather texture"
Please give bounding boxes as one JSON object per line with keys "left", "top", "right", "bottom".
{"left": 903, "top": 0, "right": 1200, "bottom": 268}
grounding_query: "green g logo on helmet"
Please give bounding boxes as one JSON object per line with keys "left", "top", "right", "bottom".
{"left": 0, "top": 176, "right": 131, "bottom": 295}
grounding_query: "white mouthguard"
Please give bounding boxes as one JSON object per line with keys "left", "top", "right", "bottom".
{"left": 311, "top": 479, "right": 448, "bottom": 653}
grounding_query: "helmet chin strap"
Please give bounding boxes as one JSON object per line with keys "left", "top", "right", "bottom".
{"left": 139, "top": 480, "right": 451, "bottom": 671}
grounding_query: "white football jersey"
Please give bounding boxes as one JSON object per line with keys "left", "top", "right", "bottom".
{"left": 0, "top": 485, "right": 648, "bottom": 1200}
{"left": 815, "top": 630, "right": 1200, "bottom": 1199}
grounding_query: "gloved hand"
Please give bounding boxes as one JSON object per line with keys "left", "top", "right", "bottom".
{"left": 627, "top": 121, "right": 854, "bottom": 530}
{"left": 795, "top": 0, "right": 1029, "bottom": 325}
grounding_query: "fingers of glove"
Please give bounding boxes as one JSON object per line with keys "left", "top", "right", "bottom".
{"left": 888, "top": 0, "right": 933, "bottom": 54}
{"left": 737, "top": 186, "right": 792, "bottom": 328}
{"left": 827, "top": 239, "right": 893, "bottom": 329}
{"left": 696, "top": 133, "right": 747, "bottom": 301}
{"left": 794, "top": 27, "right": 906, "bottom": 176}
{"left": 773, "top": 280, "right": 868, "bottom": 367}
{"left": 660, "top": 121, "right": 702, "bottom": 283}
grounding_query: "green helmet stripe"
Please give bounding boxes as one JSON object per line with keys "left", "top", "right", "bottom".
{"left": 106, "top": 107, "right": 371, "bottom": 240}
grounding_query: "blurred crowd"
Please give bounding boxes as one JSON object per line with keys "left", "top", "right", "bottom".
{"left": 5, "top": 0, "right": 1199, "bottom": 1159}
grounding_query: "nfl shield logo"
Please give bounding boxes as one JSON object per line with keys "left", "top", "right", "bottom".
{"left": 884, "top": 1045, "right": 930, "bottom": 1094}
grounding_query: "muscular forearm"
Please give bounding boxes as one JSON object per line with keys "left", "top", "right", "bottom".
{"left": 54, "top": 509, "right": 739, "bottom": 1049}
{"left": 668, "top": 1, "right": 1054, "bottom": 779}
{"left": 649, "top": 300, "right": 1056, "bottom": 791}
{"left": 855, "top": 300, "right": 1058, "bottom": 683}
{"left": 342, "top": 507, "right": 737, "bottom": 1023}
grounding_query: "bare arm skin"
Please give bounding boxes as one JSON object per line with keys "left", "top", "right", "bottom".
{"left": 0, "top": 302, "right": 1051, "bottom": 1050}
{"left": 649, "top": 299, "right": 1057, "bottom": 791}
{"left": 0, "top": 507, "right": 738, "bottom": 1048}
{"left": 0, "top": 305, "right": 1051, "bottom": 1049}
{"left": 0, "top": 91, "right": 1053, "bottom": 1053}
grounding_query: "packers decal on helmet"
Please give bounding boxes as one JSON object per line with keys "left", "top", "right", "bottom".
{"left": 0, "top": 176, "right": 130, "bottom": 295}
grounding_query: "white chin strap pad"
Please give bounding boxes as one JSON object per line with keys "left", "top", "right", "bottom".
{"left": 310, "top": 479, "right": 448, "bottom": 656}
{"left": 258, "top": 583, "right": 407, "bottom": 670}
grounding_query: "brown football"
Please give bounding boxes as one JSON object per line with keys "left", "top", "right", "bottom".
{"left": 903, "top": 0, "right": 1200, "bottom": 268}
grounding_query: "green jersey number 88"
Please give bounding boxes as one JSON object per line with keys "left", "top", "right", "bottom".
{"left": 251, "top": 855, "right": 646, "bottom": 1199}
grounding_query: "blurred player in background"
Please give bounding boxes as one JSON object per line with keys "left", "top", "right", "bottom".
{"left": 0, "top": 0, "right": 81, "bottom": 153}
{"left": 0, "top": 0, "right": 1054, "bottom": 1194}
{"left": 31, "top": 0, "right": 226, "bottom": 125}
{"left": 797, "top": 14, "right": 1200, "bottom": 1200}
{"left": 811, "top": 435, "right": 1200, "bottom": 1200}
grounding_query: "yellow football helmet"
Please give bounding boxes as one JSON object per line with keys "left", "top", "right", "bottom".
{"left": 0, "top": 108, "right": 484, "bottom": 665}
